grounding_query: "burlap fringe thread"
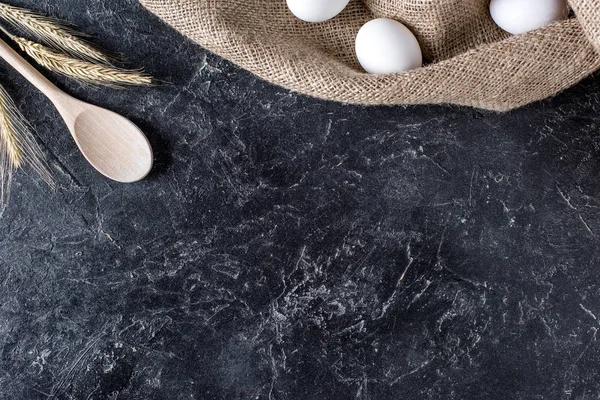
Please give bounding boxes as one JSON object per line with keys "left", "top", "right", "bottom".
{"left": 141, "top": 0, "right": 600, "bottom": 111}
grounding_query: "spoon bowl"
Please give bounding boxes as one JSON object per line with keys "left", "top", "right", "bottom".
{"left": 68, "top": 103, "right": 153, "bottom": 183}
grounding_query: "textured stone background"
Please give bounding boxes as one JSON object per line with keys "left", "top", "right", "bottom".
{"left": 1, "top": 1, "right": 600, "bottom": 399}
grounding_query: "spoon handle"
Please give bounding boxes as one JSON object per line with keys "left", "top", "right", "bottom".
{"left": 0, "top": 37, "right": 66, "bottom": 104}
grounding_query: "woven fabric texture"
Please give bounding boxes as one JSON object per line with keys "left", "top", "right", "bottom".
{"left": 140, "top": 0, "right": 600, "bottom": 111}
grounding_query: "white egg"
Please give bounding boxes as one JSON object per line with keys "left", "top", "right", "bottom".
{"left": 490, "top": 0, "right": 568, "bottom": 35}
{"left": 286, "top": 0, "right": 350, "bottom": 23}
{"left": 355, "top": 18, "right": 422, "bottom": 74}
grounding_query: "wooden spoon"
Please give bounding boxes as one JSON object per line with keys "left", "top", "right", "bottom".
{"left": 0, "top": 37, "right": 153, "bottom": 183}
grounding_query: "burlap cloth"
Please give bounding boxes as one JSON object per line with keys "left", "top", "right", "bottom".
{"left": 140, "top": 0, "right": 600, "bottom": 111}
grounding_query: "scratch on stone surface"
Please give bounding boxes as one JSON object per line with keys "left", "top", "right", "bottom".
{"left": 390, "top": 358, "right": 435, "bottom": 385}
{"left": 161, "top": 55, "right": 208, "bottom": 113}
{"left": 50, "top": 158, "right": 85, "bottom": 191}
{"left": 323, "top": 119, "right": 332, "bottom": 141}
{"left": 409, "top": 279, "right": 432, "bottom": 307}
{"left": 436, "top": 227, "right": 447, "bottom": 260}
{"left": 48, "top": 331, "right": 105, "bottom": 399}
{"left": 335, "top": 320, "right": 365, "bottom": 336}
{"left": 375, "top": 242, "right": 415, "bottom": 319}
{"left": 105, "top": 232, "right": 122, "bottom": 249}
{"left": 420, "top": 154, "right": 451, "bottom": 176}
{"left": 399, "top": 242, "right": 415, "bottom": 282}
{"left": 591, "top": 327, "right": 598, "bottom": 341}
{"left": 518, "top": 301, "right": 524, "bottom": 325}
{"left": 1, "top": 263, "right": 14, "bottom": 287}
{"left": 275, "top": 245, "right": 311, "bottom": 303}
{"left": 85, "top": 385, "right": 100, "bottom": 400}
{"left": 469, "top": 166, "right": 476, "bottom": 206}
{"left": 579, "top": 303, "right": 597, "bottom": 320}
{"left": 557, "top": 185, "right": 578, "bottom": 210}
{"left": 343, "top": 245, "right": 376, "bottom": 281}
{"left": 267, "top": 344, "right": 278, "bottom": 400}
{"left": 578, "top": 214, "right": 597, "bottom": 238}
{"left": 544, "top": 130, "right": 569, "bottom": 149}
{"left": 499, "top": 200, "right": 510, "bottom": 214}
{"left": 29, "top": 387, "right": 53, "bottom": 397}
{"left": 570, "top": 335, "right": 595, "bottom": 369}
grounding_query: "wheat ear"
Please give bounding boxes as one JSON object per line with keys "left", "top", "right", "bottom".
{"left": 11, "top": 36, "right": 153, "bottom": 87}
{"left": 0, "top": 85, "right": 53, "bottom": 205}
{"left": 0, "top": 3, "right": 112, "bottom": 64}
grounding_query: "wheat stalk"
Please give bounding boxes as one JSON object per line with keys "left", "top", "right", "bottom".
{"left": 0, "top": 3, "right": 112, "bottom": 64}
{"left": 0, "top": 3, "right": 153, "bottom": 87}
{"left": 12, "top": 36, "right": 153, "bottom": 87}
{"left": 0, "top": 84, "right": 53, "bottom": 205}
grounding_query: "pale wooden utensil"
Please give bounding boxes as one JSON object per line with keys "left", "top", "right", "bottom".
{"left": 0, "top": 37, "right": 153, "bottom": 183}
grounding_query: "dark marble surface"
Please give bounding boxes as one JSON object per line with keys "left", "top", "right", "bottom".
{"left": 1, "top": 1, "right": 600, "bottom": 399}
